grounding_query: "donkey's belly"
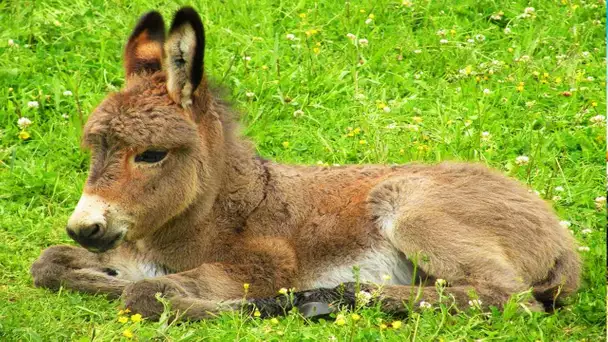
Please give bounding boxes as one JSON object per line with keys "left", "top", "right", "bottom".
{"left": 307, "top": 245, "right": 414, "bottom": 289}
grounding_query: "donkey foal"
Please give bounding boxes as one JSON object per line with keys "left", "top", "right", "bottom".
{"left": 31, "top": 7, "right": 580, "bottom": 320}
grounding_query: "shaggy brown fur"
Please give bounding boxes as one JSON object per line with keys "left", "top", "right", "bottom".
{"left": 31, "top": 7, "right": 580, "bottom": 320}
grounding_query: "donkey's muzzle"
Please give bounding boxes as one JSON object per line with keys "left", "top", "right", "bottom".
{"left": 66, "top": 223, "right": 121, "bottom": 253}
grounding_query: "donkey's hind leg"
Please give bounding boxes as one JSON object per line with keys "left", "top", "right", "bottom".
{"left": 31, "top": 245, "right": 131, "bottom": 298}
{"left": 367, "top": 177, "right": 543, "bottom": 312}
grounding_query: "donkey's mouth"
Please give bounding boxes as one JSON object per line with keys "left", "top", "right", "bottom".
{"left": 81, "top": 231, "right": 126, "bottom": 253}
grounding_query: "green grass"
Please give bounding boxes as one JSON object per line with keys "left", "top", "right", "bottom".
{"left": 1, "top": 0, "right": 606, "bottom": 340}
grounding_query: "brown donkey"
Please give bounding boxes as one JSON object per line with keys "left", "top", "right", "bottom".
{"left": 31, "top": 7, "right": 580, "bottom": 320}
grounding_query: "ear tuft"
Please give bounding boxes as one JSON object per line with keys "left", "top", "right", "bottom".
{"left": 165, "top": 7, "right": 205, "bottom": 108}
{"left": 124, "top": 11, "right": 166, "bottom": 80}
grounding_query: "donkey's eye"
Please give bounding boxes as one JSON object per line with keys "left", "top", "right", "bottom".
{"left": 134, "top": 150, "right": 168, "bottom": 164}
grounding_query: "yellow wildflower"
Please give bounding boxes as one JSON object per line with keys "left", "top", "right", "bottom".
{"left": 450, "top": 29, "right": 456, "bottom": 35}
{"left": 118, "top": 316, "right": 129, "bottom": 324}
{"left": 270, "top": 318, "right": 279, "bottom": 325}
{"left": 359, "top": 140, "right": 367, "bottom": 145}
{"left": 412, "top": 116, "right": 423, "bottom": 123}
{"left": 130, "top": 314, "right": 143, "bottom": 323}
{"left": 592, "top": 102, "right": 598, "bottom": 107}
{"left": 359, "top": 9, "right": 365, "bottom": 13}
{"left": 335, "top": 314, "right": 346, "bottom": 326}
{"left": 122, "top": 330, "right": 133, "bottom": 339}
{"left": 351, "top": 313, "right": 361, "bottom": 321}
{"left": 261, "top": 65, "right": 268, "bottom": 70}
{"left": 299, "top": 13, "right": 307, "bottom": 19}
{"left": 278, "top": 288, "right": 288, "bottom": 295}
{"left": 507, "top": 47, "right": 514, "bottom": 53}
{"left": 313, "top": 47, "right": 320, "bottom": 54}
{"left": 18, "top": 131, "right": 30, "bottom": 140}
{"left": 353, "top": 127, "right": 361, "bottom": 134}
{"left": 516, "top": 82, "right": 524, "bottom": 92}
{"left": 368, "top": 13, "right": 375, "bottom": 19}
{"left": 380, "top": 323, "right": 388, "bottom": 330}
{"left": 243, "top": 283, "right": 250, "bottom": 291}
{"left": 254, "top": 310, "right": 261, "bottom": 318}
{"left": 463, "top": 65, "right": 473, "bottom": 75}
{"left": 282, "top": 141, "right": 290, "bottom": 148}
{"left": 399, "top": 149, "right": 405, "bottom": 154}
{"left": 391, "top": 320, "right": 402, "bottom": 329}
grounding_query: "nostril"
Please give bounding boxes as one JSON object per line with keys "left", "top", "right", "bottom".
{"left": 90, "top": 223, "right": 101, "bottom": 237}
{"left": 81, "top": 223, "right": 102, "bottom": 238}
{"left": 66, "top": 227, "right": 77, "bottom": 239}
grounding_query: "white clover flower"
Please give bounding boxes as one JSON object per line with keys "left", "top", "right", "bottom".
{"left": 552, "top": 195, "right": 562, "bottom": 201}
{"left": 383, "top": 106, "right": 391, "bottom": 113}
{"left": 63, "top": 90, "right": 73, "bottom": 96}
{"left": 554, "top": 186, "right": 565, "bottom": 192}
{"left": 61, "top": 113, "right": 69, "bottom": 119}
{"left": 419, "top": 301, "right": 432, "bottom": 309}
{"left": 578, "top": 246, "right": 590, "bottom": 252}
{"left": 504, "top": 27, "right": 512, "bottom": 34}
{"left": 413, "top": 49, "right": 422, "bottom": 54}
{"left": 414, "top": 72, "right": 423, "bottom": 79}
{"left": 358, "top": 38, "right": 369, "bottom": 46}
{"left": 365, "top": 18, "right": 373, "bottom": 25}
{"left": 8, "top": 39, "right": 15, "bottom": 46}
{"left": 468, "top": 299, "right": 483, "bottom": 307}
{"left": 285, "top": 33, "right": 295, "bottom": 41}
{"left": 589, "top": 115, "right": 606, "bottom": 125}
{"left": 467, "top": 39, "right": 475, "bottom": 44}
{"left": 354, "top": 93, "right": 366, "bottom": 100}
{"left": 436, "top": 29, "right": 447, "bottom": 36}
{"left": 483, "top": 88, "right": 491, "bottom": 95}
{"left": 581, "top": 228, "right": 592, "bottom": 235}
{"left": 356, "top": 291, "right": 373, "bottom": 305}
{"left": 559, "top": 220, "right": 572, "bottom": 228}
{"left": 17, "top": 117, "right": 32, "bottom": 129}
{"left": 406, "top": 124, "right": 419, "bottom": 131}
{"left": 346, "top": 33, "right": 356, "bottom": 40}
{"left": 475, "top": 34, "right": 486, "bottom": 42}
{"left": 586, "top": 76, "right": 595, "bottom": 82}
{"left": 515, "top": 155, "right": 529, "bottom": 165}
{"left": 386, "top": 123, "right": 397, "bottom": 129}
{"left": 293, "top": 109, "right": 304, "bottom": 117}
{"left": 594, "top": 196, "right": 606, "bottom": 210}
{"left": 243, "top": 56, "right": 251, "bottom": 61}
{"left": 524, "top": 7, "right": 535, "bottom": 14}
{"left": 245, "top": 91, "right": 255, "bottom": 98}
{"left": 27, "top": 101, "right": 39, "bottom": 108}
{"left": 481, "top": 131, "right": 491, "bottom": 140}
{"left": 581, "top": 51, "right": 590, "bottom": 58}
{"left": 439, "top": 39, "right": 449, "bottom": 44}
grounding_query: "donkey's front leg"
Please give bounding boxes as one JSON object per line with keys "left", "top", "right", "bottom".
{"left": 31, "top": 245, "right": 131, "bottom": 298}
{"left": 122, "top": 237, "right": 298, "bottom": 320}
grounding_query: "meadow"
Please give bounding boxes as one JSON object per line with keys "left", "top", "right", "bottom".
{"left": 0, "top": 0, "right": 606, "bottom": 340}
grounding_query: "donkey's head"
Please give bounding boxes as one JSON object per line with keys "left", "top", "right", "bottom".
{"left": 66, "top": 8, "right": 223, "bottom": 252}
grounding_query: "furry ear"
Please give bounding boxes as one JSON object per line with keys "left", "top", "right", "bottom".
{"left": 165, "top": 7, "right": 205, "bottom": 108}
{"left": 124, "top": 11, "right": 165, "bottom": 81}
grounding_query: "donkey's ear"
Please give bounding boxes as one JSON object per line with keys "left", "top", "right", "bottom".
{"left": 124, "top": 11, "right": 165, "bottom": 81}
{"left": 165, "top": 7, "right": 205, "bottom": 108}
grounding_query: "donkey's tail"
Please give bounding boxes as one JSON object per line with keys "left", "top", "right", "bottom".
{"left": 532, "top": 248, "right": 581, "bottom": 311}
